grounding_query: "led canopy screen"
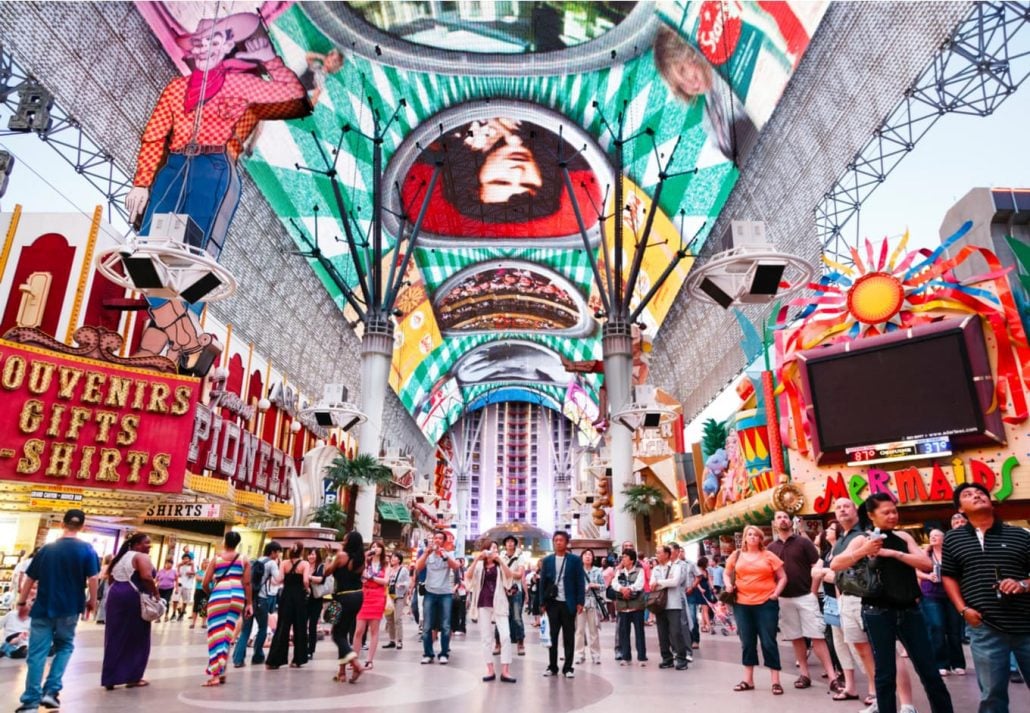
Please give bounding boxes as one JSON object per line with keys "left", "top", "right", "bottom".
{"left": 348, "top": 1, "right": 636, "bottom": 54}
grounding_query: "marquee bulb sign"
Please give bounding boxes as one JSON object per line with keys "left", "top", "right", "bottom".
{"left": 0, "top": 341, "right": 200, "bottom": 493}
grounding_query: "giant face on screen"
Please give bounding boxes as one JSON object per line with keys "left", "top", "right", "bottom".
{"left": 385, "top": 103, "right": 608, "bottom": 245}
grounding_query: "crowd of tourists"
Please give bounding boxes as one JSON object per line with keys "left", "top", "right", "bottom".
{"left": 5, "top": 483, "right": 1029, "bottom": 712}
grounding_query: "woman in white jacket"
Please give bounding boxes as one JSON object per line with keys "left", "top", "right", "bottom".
{"left": 465, "top": 540, "right": 517, "bottom": 683}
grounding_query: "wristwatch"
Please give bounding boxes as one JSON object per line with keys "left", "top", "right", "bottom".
{"left": 1019, "top": 580, "right": 1029, "bottom": 592}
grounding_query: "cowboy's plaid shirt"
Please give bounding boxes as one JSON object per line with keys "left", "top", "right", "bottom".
{"left": 132, "top": 58, "right": 306, "bottom": 187}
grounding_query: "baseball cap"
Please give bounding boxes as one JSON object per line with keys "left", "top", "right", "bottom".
{"left": 63, "top": 508, "right": 86, "bottom": 526}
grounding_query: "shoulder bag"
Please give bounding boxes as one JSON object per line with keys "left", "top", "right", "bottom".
{"left": 836, "top": 558, "right": 882, "bottom": 598}
{"left": 128, "top": 576, "right": 167, "bottom": 623}
{"left": 311, "top": 563, "right": 334, "bottom": 599}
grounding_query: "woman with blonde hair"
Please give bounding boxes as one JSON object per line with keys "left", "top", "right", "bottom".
{"left": 724, "top": 525, "right": 787, "bottom": 694}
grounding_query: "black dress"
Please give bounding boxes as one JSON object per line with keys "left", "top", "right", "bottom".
{"left": 266, "top": 559, "right": 308, "bottom": 667}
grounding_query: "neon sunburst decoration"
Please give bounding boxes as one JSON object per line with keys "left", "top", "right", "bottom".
{"left": 774, "top": 221, "right": 1030, "bottom": 455}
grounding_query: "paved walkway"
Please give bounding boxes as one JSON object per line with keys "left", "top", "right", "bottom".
{"left": 0, "top": 614, "right": 1022, "bottom": 712}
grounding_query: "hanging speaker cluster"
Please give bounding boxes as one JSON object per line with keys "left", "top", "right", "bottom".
{"left": 96, "top": 214, "right": 238, "bottom": 304}
{"left": 687, "top": 221, "right": 814, "bottom": 310}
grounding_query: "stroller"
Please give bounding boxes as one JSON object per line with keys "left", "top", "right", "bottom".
{"left": 702, "top": 590, "right": 736, "bottom": 636}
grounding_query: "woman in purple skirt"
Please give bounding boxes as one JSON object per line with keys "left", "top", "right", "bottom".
{"left": 102, "top": 532, "right": 160, "bottom": 690}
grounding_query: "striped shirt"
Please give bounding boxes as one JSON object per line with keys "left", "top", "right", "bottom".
{"left": 941, "top": 519, "right": 1030, "bottom": 634}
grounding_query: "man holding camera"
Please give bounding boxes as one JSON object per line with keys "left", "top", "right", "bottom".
{"left": 415, "top": 532, "right": 462, "bottom": 664}
{"left": 540, "top": 531, "right": 585, "bottom": 678}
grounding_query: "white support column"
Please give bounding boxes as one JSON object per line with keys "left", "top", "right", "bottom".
{"left": 603, "top": 321, "right": 637, "bottom": 545}
{"left": 354, "top": 321, "right": 393, "bottom": 540}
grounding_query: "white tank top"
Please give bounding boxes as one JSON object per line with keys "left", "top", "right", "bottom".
{"left": 111, "top": 552, "right": 138, "bottom": 582}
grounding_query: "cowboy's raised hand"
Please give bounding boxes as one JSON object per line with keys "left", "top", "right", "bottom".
{"left": 237, "top": 36, "right": 275, "bottom": 62}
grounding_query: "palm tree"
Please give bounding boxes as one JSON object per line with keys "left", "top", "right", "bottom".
{"left": 309, "top": 501, "right": 347, "bottom": 540}
{"left": 621, "top": 483, "right": 667, "bottom": 541}
{"left": 325, "top": 453, "right": 395, "bottom": 532}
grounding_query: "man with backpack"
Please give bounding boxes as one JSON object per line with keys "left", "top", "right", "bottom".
{"left": 232, "top": 541, "right": 282, "bottom": 667}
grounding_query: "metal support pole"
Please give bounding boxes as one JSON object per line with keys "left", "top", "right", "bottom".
{"left": 354, "top": 317, "right": 394, "bottom": 540}
{"left": 603, "top": 319, "right": 636, "bottom": 545}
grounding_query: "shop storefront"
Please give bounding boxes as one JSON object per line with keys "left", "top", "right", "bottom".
{"left": 666, "top": 207, "right": 1030, "bottom": 548}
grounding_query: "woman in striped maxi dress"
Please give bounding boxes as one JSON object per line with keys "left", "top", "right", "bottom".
{"left": 201, "top": 531, "right": 252, "bottom": 686}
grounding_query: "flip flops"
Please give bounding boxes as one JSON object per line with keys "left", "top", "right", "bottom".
{"left": 734, "top": 681, "right": 755, "bottom": 691}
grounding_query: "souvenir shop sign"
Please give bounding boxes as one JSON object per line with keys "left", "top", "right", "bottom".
{"left": 145, "top": 502, "right": 222, "bottom": 519}
{"left": 813, "top": 457, "right": 1019, "bottom": 514}
{"left": 187, "top": 403, "right": 295, "bottom": 500}
{"left": 0, "top": 340, "right": 200, "bottom": 493}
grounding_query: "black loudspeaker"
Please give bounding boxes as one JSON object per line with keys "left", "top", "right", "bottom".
{"left": 339, "top": 416, "right": 361, "bottom": 432}
{"left": 699, "top": 276, "right": 735, "bottom": 309}
{"left": 180, "top": 272, "right": 223, "bottom": 304}
{"left": 314, "top": 411, "right": 334, "bottom": 427}
{"left": 750, "top": 262, "right": 786, "bottom": 296}
{"left": 643, "top": 412, "right": 661, "bottom": 428}
{"left": 121, "top": 253, "right": 164, "bottom": 290}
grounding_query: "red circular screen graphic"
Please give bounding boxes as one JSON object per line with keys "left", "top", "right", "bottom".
{"left": 696, "top": 1, "right": 742, "bottom": 66}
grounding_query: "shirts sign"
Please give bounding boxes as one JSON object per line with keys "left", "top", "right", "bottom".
{"left": 145, "top": 502, "right": 222, "bottom": 519}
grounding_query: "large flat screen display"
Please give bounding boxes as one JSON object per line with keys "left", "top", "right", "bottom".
{"left": 798, "top": 317, "right": 1004, "bottom": 463}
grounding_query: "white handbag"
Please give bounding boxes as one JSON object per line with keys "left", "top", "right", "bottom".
{"left": 129, "top": 580, "right": 167, "bottom": 622}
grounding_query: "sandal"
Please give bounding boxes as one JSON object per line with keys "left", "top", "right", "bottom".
{"left": 772, "top": 683, "right": 785, "bottom": 695}
{"left": 349, "top": 661, "right": 363, "bottom": 684}
{"left": 832, "top": 692, "right": 860, "bottom": 701}
{"left": 126, "top": 680, "right": 150, "bottom": 688}
{"left": 201, "top": 678, "right": 222, "bottom": 687}
{"left": 864, "top": 696, "right": 876, "bottom": 706}
{"left": 794, "top": 675, "right": 812, "bottom": 689}
{"left": 734, "top": 681, "right": 755, "bottom": 691}
{"left": 364, "top": 661, "right": 374, "bottom": 670}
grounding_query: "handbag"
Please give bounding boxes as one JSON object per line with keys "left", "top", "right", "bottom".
{"left": 311, "top": 565, "right": 334, "bottom": 599}
{"left": 128, "top": 580, "right": 167, "bottom": 623}
{"left": 385, "top": 596, "right": 395, "bottom": 616}
{"left": 823, "top": 595, "right": 841, "bottom": 627}
{"left": 836, "top": 559, "right": 882, "bottom": 599}
{"left": 646, "top": 586, "right": 668, "bottom": 615}
{"left": 323, "top": 599, "right": 343, "bottom": 625}
{"left": 717, "top": 589, "right": 737, "bottom": 605}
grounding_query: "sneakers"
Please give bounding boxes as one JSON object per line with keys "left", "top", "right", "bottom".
{"left": 574, "top": 656, "right": 586, "bottom": 664}
{"left": 420, "top": 656, "right": 434, "bottom": 664}
{"left": 659, "top": 660, "right": 675, "bottom": 669}
{"left": 592, "top": 657, "right": 601, "bottom": 665}
{"left": 685, "top": 652, "right": 694, "bottom": 663}
{"left": 675, "top": 659, "right": 689, "bottom": 671}
{"left": 517, "top": 644, "right": 526, "bottom": 656}
{"left": 899, "top": 706, "right": 918, "bottom": 713}
{"left": 859, "top": 701, "right": 878, "bottom": 713}
{"left": 563, "top": 671, "right": 575, "bottom": 679}
{"left": 40, "top": 693, "right": 60, "bottom": 710}
{"left": 437, "top": 655, "right": 449, "bottom": 665}
{"left": 14, "top": 707, "right": 38, "bottom": 713}
{"left": 542, "top": 669, "right": 558, "bottom": 677}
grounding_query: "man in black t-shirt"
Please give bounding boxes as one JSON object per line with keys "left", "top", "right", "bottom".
{"left": 15, "top": 509, "right": 100, "bottom": 713}
{"left": 942, "top": 483, "right": 1030, "bottom": 712}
